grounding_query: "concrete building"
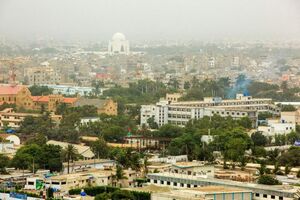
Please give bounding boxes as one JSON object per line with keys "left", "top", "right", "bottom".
{"left": 148, "top": 155, "right": 188, "bottom": 164}
{"left": 0, "top": 108, "right": 61, "bottom": 128}
{"left": 0, "top": 84, "right": 77, "bottom": 112}
{"left": 281, "top": 110, "right": 300, "bottom": 125}
{"left": 141, "top": 94, "right": 278, "bottom": 127}
{"left": 80, "top": 117, "right": 101, "bottom": 126}
{"left": 74, "top": 97, "right": 117, "bottom": 115}
{"left": 147, "top": 173, "right": 299, "bottom": 200}
{"left": 140, "top": 105, "right": 156, "bottom": 126}
{"left": 166, "top": 93, "right": 183, "bottom": 103}
{"left": 151, "top": 186, "right": 252, "bottom": 200}
{"left": 0, "top": 108, "right": 40, "bottom": 128}
{"left": 24, "top": 177, "right": 44, "bottom": 190}
{"left": 61, "top": 159, "right": 115, "bottom": 174}
{"left": 25, "top": 67, "right": 61, "bottom": 85}
{"left": 31, "top": 95, "right": 77, "bottom": 112}
{"left": 108, "top": 33, "right": 130, "bottom": 55}
{"left": 141, "top": 100, "right": 258, "bottom": 127}
{"left": 258, "top": 119, "right": 296, "bottom": 137}
{"left": 44, "top": 170, "right": 114, "bottom": 192}
{"left": 43, "top": 84, "right": 98, "bottom": 96}
{"left": 124, "top": 135, "right": 171, "bottom": 150}
{"left": 170, "top": 162, "right": 215, "bottom": 178}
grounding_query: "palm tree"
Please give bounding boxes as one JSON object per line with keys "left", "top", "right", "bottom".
{"left": 112, "top": 165, "right": 127, "bottom": 187}
{"left": 62, "top": 144, "right": 78, "bottom": 174}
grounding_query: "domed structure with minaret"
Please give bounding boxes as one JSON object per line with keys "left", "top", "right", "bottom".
{"left": 108, "top": 32, "right": 130, "bottom": 55}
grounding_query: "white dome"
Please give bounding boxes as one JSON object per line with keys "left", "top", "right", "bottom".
{"left": 112, "top": 32, "right": 126, "bottom": 41}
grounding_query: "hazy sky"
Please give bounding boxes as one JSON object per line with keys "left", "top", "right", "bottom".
{"left": 0, "top": 0, "right": 299, "bottom": 42}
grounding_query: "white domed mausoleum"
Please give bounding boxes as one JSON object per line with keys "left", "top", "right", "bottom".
{"left": 108, "top": 32, "right": 130, "bottom": 55}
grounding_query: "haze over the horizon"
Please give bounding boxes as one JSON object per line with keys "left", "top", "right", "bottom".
{"left": 0, "top": 0, "right": 300, "bottom": 42}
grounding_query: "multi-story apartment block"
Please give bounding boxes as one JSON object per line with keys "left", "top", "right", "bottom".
{"left": 25, "top": 67, "right": 61, "bottom": 85}
{"left": 141, "top": 94, "right": 276, "bottom": 128}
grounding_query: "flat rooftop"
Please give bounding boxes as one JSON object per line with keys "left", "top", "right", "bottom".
{"left": 148, "top": 173, "right": 298, "bottom": 194}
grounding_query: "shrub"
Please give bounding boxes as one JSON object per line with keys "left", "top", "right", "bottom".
{"left": 258, "top": 175, "right": 281, "bottom": 185}
{"left": 131, "top": 191, "right": 151, "bottom": 200}
{"left": 111, "top": 190, "right": 134, "bottom": 200}
{"left": 69, "top": 186, "right": 119, "bottom": 196}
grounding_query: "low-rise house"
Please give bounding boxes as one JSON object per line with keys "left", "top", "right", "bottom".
{"left": 61, "top": 159, "right": 115, "bottom": 174}
{"left": 0, "top": 108, "right": 62, "bottom": 128}
{"left": 0, "top": 108, "right": 40, "bottom": 128}
{"left": 47, "top": 140, "right": 95, "bottom": 161}
{"left": 24, "top": 177, "right": 44, "bottom": 190}
{"left": 170, "top": 162, "right": 215, "bottom": 178}
{"left": 44, "top": 170, "right": 114, "bottom": 192}
{"left": 258, "top": 119, "right": 295, "bottom": 137}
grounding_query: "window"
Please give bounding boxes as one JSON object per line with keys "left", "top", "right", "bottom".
{"left": 271, "top": 195, "right": 275, "bottom": 199}
{"left": 167, "top": 181, "right": 170, "bottom": 185}
{"left": 263, "top": 194, "right": 267, "bottom": 198}
{"left": 154, "top": 180, "right": 157, "bottom": 183}
{"left": 279, "top": 196, "right": 283, "bottom": 200}
{"left": 28, "top": 181, "right": 34, "bottom": 185}
{"left": 160, "top": 180, "right": 164, "bottom": 184}
{"left": 255, "top": 193, "right": 260, "bottom": 197}
{"left": 187, "top": 184, "right": 191, "bottom": 188}
{"left": 180, "top": 183, "right": 184, "bottom": 187}
{"left": 173, "top": 182, "right": 177, "bottom": 186}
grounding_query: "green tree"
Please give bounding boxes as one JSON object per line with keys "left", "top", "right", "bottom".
{"left": 11, "top": 144, "right": 42, "bottom": 172}
{"left": 95, "top": 192, "right": 111, "bottom": 200}
{"left": 29, "top": 85, "right": 53, "bottom": 96}
{"left": 91, "top": 137, "right": 109, "bottom": 159}
{"left": 146, "top": 116, "right": 158, "bottom": 129}
{"left": 286, "top": 131, "right": 300, "bottom": 144}
{"left": 46, "top": 188, "right": 54, "bottom": 199}
{"left": 111, "top": 190, "right": 134, "bottom": 200}
{"left": 183, "top": 81, "right": 191, "bottom": 90}
{"left": 0, "top": 154, "right": 9, "bottom": 174}
{"left": 155, "top": 124, "right": 184, "bottom": 138}
{"left": 279, "top": 147, "right": 300, "bottom": 167}
{"left": 251, "top": 132, "right": 267, "bottom": 146}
